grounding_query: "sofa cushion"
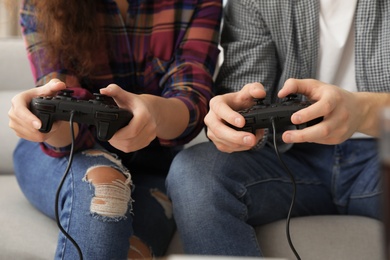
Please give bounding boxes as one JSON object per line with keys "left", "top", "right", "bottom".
{"left": 0, "top": 175, "right": 57, "bottom": 259}
{"left": 0, "top": 91, "right": 22, "bottom": 174}
{"left": 257, "top": 215, "right": 385, "bottom": 259}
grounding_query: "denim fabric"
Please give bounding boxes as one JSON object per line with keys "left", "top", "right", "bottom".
{"left": 14, "top": 139, "right": 176, "bottom": 260}
{"left": 166, "top": 139, "right": 382, "bottom": 256}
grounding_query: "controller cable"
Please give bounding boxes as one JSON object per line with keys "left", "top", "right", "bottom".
{"left": 54, "top": 110, "right": 83, "bottom": 260}
{"left": 270, "top": 117, "right": 301, "bottom": 260}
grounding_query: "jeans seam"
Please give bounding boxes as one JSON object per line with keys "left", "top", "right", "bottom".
{"left": 244, "top": 178, "right": 323, "bottom": 192}
{"left": 350, "top": 190, "right": 382, "bottom": 199}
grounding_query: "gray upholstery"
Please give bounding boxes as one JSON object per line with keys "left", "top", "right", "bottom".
{"left": 0, "top": 37, "right": 386, "bottom": 259}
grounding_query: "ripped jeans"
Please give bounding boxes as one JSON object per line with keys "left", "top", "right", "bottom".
{"left": 13, "top": 139, "right": 176, "bottom": 260}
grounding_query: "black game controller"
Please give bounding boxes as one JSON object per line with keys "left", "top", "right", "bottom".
{"left": 230, "top": 94, "right": 323, "bottom": 134}
{"left": 30, "top": 89, "right": 133, "bottom": 141}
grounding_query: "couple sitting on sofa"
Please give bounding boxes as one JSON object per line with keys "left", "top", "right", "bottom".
{"left": 8, "top": 0, "right": 387, "bottom": 259}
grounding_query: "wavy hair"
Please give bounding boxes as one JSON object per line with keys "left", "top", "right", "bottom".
{"left": 5, "top": 0, "right": 103, "bottom": 76}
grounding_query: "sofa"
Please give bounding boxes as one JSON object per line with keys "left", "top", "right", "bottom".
{"left": 0, "top": 37, "right": 386, "bottom": 260}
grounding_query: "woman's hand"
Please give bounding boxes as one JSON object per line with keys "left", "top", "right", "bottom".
{"left": 8, "top": 79, "right": 76, "bottom": 146}
{"left": 204, "top": 82, "right": 266, "bottom": 153}
{"left": 278, "top": 78, "right": 385, "bottom": 144}
{"left": 100, "top": 84, "right": 189, "bottom": 153}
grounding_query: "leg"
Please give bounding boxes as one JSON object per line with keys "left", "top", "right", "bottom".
{"left": 131, "top": 174, "right": 176, "bottom": 258}
{"left": 332, "top": 139, "right": 382, "bottom": 218}
{"left": 85, "top": 165, "right": 130, "bottom": 218}
{"left": 14, "top": 140, "right": 133, "bottom": 260}
{"left": 115, "top": 142, "right": 178, "bottom": 258}
{"left": 167, "top": 141, "right": 338, "bottom": 256}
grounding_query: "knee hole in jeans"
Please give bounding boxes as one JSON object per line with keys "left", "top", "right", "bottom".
{"left": 85, "top": 165, "right": 132, "bottom": 218}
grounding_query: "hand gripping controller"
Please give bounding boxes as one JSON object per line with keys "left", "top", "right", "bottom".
{"left": 30, "top": 89, "right": 133, "bottom": 141}
{"left": 231, "top": 94, "right": 323, "bottom": 134}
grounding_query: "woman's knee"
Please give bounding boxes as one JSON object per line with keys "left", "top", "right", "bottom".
{"left": 83, "top": 166, "right": 131, "bottom": 218}
{"left": 82, "top": 150, "right": 132, "bottom": 219}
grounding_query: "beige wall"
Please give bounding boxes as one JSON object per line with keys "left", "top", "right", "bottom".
{"left": 0, "top": 0, "right": 22, "bottom": 37}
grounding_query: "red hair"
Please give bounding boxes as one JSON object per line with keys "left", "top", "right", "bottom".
{"left": 29, "top": 0, "right": 103, "bottom": 76}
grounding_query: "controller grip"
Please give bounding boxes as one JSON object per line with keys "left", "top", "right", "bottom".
{"left": 30, "top": 100, "right": 55, "bottom": 133}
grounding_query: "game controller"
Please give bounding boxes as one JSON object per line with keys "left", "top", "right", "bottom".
{"left": 30, "top": 89, "right": 133, "bottom": 141}
{"left": 230, "top": 94, "right": 323, "bottom": 134}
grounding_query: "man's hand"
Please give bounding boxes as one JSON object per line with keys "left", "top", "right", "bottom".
{"left": 278, "top": 78, "right": 374, "bottom": 144}
{"left": 205, "top": 82, "right": 266, "bottom": 153}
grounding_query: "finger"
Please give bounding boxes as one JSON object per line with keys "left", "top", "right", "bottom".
{"left": 207, "top": 129, "right": 249, "bottom": 153}
{"left": 213, "top": 124, "right": 256, "bottom": 147}
{"left": 100, "top": 84, "right": 130, "bottom": 108}
{"left": 8, "top": 117, "right": 46, "bottom": 142}
{"left": 290, "top": 100, "right": 331, "bottom": 126}
{"left": 10, "top": 80, "right": 67, "bottom": 132}
{"left": 206, "top": 113, "right": 257, "bottom": 149}
{"left": 26, "top": 79, "right": 67, "bottom": 100}
{"left": 38, "top": 79, "right": 67, "bottom": 96}
{"left": 208, "top": 97, "right": 246, "bottom": 128}
{"left": 282, "top": 120, "right": 335, "bottom": 144}
{"left": 10, "top": 104, "right": 41, "bottom": 129}
{"left": 232, "top": 83, "right": 266, "bottom": 110}
{"left": 10, "top": 93, "right": 43, "bottom": 130}
{"left": 242, "top": 82, "right": 266, "bottom": 99}
{"left": 209, "top": 135, "right": 257, "bottom": 153}
{"left": 278, "top": 78, "right": 319, "bottom": 100}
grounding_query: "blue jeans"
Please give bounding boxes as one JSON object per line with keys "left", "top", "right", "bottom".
{"left": 166, "top": 139, "right": 382, "bottom": 256}
{"left": 14, "top": 139, "right": 176, "bottom": 260}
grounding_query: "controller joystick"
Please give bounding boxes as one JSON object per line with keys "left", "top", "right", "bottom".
{"left": 30, "top": 91, "right": 133, "bottom": 141}
{"left": 93, "top": 93, "right": 107, "bottom": 102}
{"left": 253, "top": 98, "right": 268, "bottom": 108}
{"left": 229, "top": 94, "right": 322, "bottom": 134}
{"left": 282, "top": 94, "right": 299, "bottom": 106}
{"left": 285, "top": 94, "right": 297, "bottom": 101}
{"left": 58, "top": 89, "right": 74, "bottom": 97}
{"left": 254, "top": 98, "right": 265, "bottom": 105}
{"left": 91, "top": 93, "right": 116, "bottom": 105}
{"left": 56, "top": 89, "right": 76, "bottom": 100}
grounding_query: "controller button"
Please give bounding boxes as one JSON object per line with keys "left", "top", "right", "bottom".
{"left": 39, "top": 113, "right": 51, "bottom": 132}
{"left": 35, "top": 103, "right": 56, "bottom": 112}
{"left": 98, "top": 121, "right": 110, "bottom": 140}
{"left": 242, "top": 127, "right": 253, "bottom": 132}
{"left": 245, "top": 117, "right": 255, "bottom": 125}
{"left": 95, "top": 111, "right": 119, "bottom": 120}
